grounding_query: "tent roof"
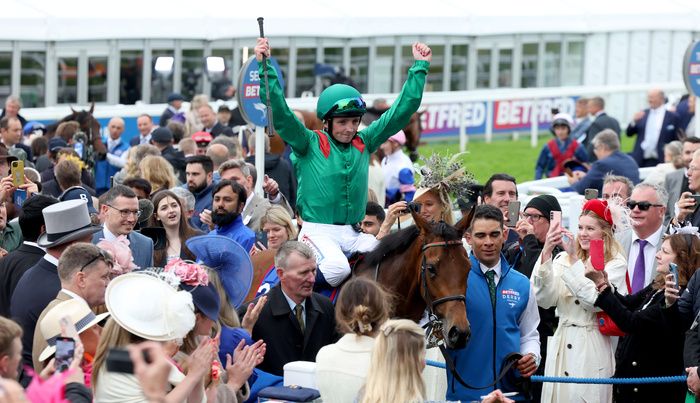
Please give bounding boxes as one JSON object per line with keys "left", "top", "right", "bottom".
{"left": 5, "top": 0, "right": 700, "bottom": 41}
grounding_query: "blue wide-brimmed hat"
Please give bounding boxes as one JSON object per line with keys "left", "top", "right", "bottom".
{"left": 186, "top": 235, "right": 253, "bottom": 308}
{"left": 182, "top": 283, "right": 220, "bottom": 322}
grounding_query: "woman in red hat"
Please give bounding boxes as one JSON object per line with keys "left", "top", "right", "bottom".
{"left": 532, "top": 198, "right": 628, "bottom": 403}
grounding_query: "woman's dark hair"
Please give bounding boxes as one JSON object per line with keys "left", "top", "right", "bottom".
{"left": 30, "top": 136, "right": 48, "bottom": 160}
{"left": 335, "top": 277, "right": 392, "bottom": 336}
{"left": 664, "top": 233, "right": 700, "bottom": 288}
{"left": 149, "top": 190, "right": 202, "bottom": 265}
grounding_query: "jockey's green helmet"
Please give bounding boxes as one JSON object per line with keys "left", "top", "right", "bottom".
{"left": 316, "top": 84, "right": 366, "bottom": 120}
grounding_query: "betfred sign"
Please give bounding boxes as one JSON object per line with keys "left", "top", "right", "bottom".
{"left": 236, "top": 56, "right": 285, "bottom": 127}
{"left": 420, "top": 96, "right": 577, "bottom": 137}
{"left": 683, "top": 40, "right": 700, "bottom": 97}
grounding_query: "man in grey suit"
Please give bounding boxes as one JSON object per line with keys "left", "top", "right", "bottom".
{"left": 615, "top": 183, "right": 668, "bottom": 293}
{"left": 92, "top": 185, "right": 153, "bottom": 269}
{"left": 217, "top": 159, "right": 293, "bottom": 233}
{"left": 664, "top": 137, "right": 700, "bottom": 224}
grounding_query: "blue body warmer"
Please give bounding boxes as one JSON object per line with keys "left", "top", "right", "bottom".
{"left": 445, "top": 254, "right": 531, "bottom": 401}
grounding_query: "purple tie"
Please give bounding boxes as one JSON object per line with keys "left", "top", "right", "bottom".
{"left": 632, "top": 239, "right": 648, "bottom": 293}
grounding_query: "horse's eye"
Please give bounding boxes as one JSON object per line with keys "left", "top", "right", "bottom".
{"left": 427, "top": 264, "right": 438, "bottom": 277}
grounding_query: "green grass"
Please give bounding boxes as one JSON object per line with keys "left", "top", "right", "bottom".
{"left": 418, "top": 134, "right": 636, "bottom": 184}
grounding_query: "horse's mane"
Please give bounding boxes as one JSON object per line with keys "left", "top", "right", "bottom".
{"left": 363, "top": 221, "right": 461, "bottom": 267}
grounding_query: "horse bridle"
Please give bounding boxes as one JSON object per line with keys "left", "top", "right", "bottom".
{"left": 420, "top": 240, "right": 528, "bottom": 394}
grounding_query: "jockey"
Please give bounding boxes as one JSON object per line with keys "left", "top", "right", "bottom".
{"left": 534, "top": 113, "right": 588, "bottom": 179}
{"left": 255, "top": 37, "right": 432, "bottom": 289}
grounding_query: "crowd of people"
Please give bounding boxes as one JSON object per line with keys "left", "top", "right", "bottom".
{"left": 0, "top": 35, "right": 698, "bottom": 403}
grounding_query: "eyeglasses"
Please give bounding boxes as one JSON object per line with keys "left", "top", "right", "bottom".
{"left": 626, "top": 200, "right": 663, "bottom": 211}
{"left": 79, "top": 249, "right": 112, "bottom": 272}
{"left": 522, "top": 212, "right": 546, "bottom": 222}
{"left": 324, "top": 97, "right": 366, "bottom": 119}
{"left": 107, "top": 204, "right": 141, "bottom": 218}
{"left": 689, "top": 166, "right": 700, "bottom": 174}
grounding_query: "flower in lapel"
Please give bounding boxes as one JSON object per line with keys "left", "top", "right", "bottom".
{"left": 96, "top": 235, "right": 137, "bottom": 276}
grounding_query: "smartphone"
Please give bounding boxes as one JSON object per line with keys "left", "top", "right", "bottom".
{"left": 255, "top": 231, "right": 268, "bottom": 249}
{"left": 691, "top": 195, "right": 700, "bottom": 212}
{"left": 74, "top": 142, "right": 84, "bottom": 159}
{"left": 13, "top": 189, "right": 26, "bottom": 208}
{"left": 106, "top": 348, "right": 151, "bottom": 374}
{"left": 549, "top": 210, "right": 562, "bottom": 230}
{"left": 54, "top": 337, "right": 75, "bottom": 372}
{"left": 590, "top": 239, "right": 605, "bottom": 271}
{"left": 10, "top": 160, "right": 24, "bottom": 187}
{"left": 669, "top": 262, "right": 680, "bottom": 289}
{"left": 506, "top": 201, "right": 521, "bottom": 227}
{"left": 584, "top": 188, "right": 599, "bottom": 200}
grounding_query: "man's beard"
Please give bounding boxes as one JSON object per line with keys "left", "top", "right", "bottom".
{"left": 188, "top": 181, "right": 207, "bottom": 194}
{"left": 212, "top": 209, "right": 241, "bottom": 227}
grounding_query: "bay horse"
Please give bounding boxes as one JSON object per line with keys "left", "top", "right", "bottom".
{"left": 354, "top": 207, "right": 473, "bottom": 350}
{"left": 45, "top": 103, "right": 106, "bottom": 155}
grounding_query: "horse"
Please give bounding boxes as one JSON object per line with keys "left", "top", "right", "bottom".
{"left": 45, "top": 103, "right": 106, "bottom": 156}
{"left": 354, "top": 207, "right": 473, "bottom": 350}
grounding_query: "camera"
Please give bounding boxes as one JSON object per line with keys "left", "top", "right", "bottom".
{"left": 405, "top": 201, "right": 422, "bottom": 214}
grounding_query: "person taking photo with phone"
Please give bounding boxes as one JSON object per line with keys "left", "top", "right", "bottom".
{"left": 532, "top": 198, "right": 628, "bottom": 403}
{"left": 585, "top": 232, "right": 699, "bottom": 403}
{"left": 675, "top": 149, "right": 700, "bottom": 227}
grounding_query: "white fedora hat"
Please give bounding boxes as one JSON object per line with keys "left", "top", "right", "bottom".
{"left": 105, "top": 271, "right": 195, "bottom": 341}
{"left": 38, "top": 298, "right": 110, "bottom": 362}
{"left": 37, "top": 199, "right": 101, "bottom": 248}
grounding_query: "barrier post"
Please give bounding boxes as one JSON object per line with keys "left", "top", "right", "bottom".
{"left": 530, "top": 97, "right": 538, "bottom": 148}
{"left": 459, "top": 102, "right": 468, "bottom": 152}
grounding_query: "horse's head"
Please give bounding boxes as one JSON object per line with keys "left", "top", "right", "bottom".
{"left": 412, "top": 206, "right": 473, "bottom": 349}
{"left": 68, "top": 102, "right": 100, "bottom": 136}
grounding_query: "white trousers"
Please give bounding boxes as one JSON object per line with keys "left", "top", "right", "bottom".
{"left": 298, "top": 221, "right": 379, "bottom": 287}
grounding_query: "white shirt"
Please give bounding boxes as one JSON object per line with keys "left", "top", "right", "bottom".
{"left": 381, "top": 150, "right": 413, "bottom": 191}
{"left": 43, "top": 253, "right": 59, "bottom": 267}
{"left": 479, "top": 259, "right": 541, "bottom": 360}
{"left": 23, "top": 241, "right": 44, "bottom": 251}
{"left": 641, "top": 106, "right": 666, "bottom": 159}
{"left": 60, "top": 288, "right": 87, "bottom": 305}
{"left": 101, "top": 225, "right": 123, "bottom": 242}
{"left": 106, "top": 137, "right": 127, "bottom": 168}
{"left": 627, "top": 225, "right": 664, "bottom": 288}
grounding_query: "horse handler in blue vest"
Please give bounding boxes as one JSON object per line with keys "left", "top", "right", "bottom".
{"left": 255, "top": 38, "right": 431, "bottom": 290}
{"left": 447, "top": 204, "right": 541, "bottom": 401}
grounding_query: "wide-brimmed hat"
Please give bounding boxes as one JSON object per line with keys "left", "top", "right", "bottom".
{"left": 38, "top": 299, "right": 110, "bottom": 362}
{"left": 105, "top": 271, "right": 195, "bottom": 341}
{"left": 186, "top": 235, "right": 253, "bottom": 308}
{"left": 0, "top": 145, "right": 18, "bottom": 163}
{"left": 37, "top": 200, "right": 102, "bottom": 248}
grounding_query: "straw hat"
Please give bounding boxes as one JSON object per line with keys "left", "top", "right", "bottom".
{"left": 38, "top": 299, "right": 110, "bottom": 362}
{"left": 105, "top": 271, "right": 195, "bottom": 341}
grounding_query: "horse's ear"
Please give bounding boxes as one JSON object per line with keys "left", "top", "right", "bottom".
{"left": 89, "top": 102, "right": 95, "bottom": 114}
{"left": 69, "top": 106, "right": 77, "bottom": 115}
{"left": 411, "top": 208, "right": 431, "bottom": 234}
{"left": 454, "top": 205, "right": 475, "bottom": 237}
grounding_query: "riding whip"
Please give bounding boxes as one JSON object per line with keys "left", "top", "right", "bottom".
{"left": 257, "top": 17, "right": 275, "bottom": 138}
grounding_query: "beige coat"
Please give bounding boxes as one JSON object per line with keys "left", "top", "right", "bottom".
{"left": 315, "top": 334, "right": 375, "bottom": 403}
{"left": 32, "top": 290, "right": 73, "bottom": 371}
{"left": 532, "top": 251, "right": 628, "bottom": 403}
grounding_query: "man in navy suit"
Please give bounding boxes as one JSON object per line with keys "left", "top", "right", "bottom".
{"left": 583, "top": 97, "right": 621, "bottom": 162}
{"left": 568, "top": 129, "right": 640, "bottom": 194}
{"left": 627, "top": 89, "right": 680, "bottom": 167}
{"left": 92, "top": 185, "right": 153, "bottom": 269}
{"left": 129, "top": 114, "right": 155, "bottom": 146}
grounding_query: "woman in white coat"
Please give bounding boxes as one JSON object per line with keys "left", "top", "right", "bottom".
{"left": 531, "top": 198, "right": 628, "bottom": 403}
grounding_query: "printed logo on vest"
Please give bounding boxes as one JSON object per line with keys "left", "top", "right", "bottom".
{"left": 300, "top": 234, "right": 326, "bottom": 262}
{"left": 501, "top": 289, "right": 521, "bottom": 308}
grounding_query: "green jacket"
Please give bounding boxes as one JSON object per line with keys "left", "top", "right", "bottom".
{"left": 0, "top": 220, "right": 22, "bottom": 253}
{"left": 259, "top": 60, "right": 429, "bottom": 225}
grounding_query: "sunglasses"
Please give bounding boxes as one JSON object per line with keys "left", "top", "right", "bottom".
{"left": 626, "top": 200, "right": 663, "bottom": 211}
{"left": 80, "top": 249, "right": 113, "bottom": 272}
{"left": 324, "top": 97, "right": 366, "bottom": 120}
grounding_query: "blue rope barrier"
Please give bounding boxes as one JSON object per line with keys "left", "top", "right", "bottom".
{"left": 425, "top": 360, "right": 687, "bottom": 384}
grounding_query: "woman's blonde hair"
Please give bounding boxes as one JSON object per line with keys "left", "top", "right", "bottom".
{"left": 124, "top": 144, "right": 160, "bottom": 178}
{"left": 360, "top": 319, "right": 426, "bottom": 403}
{"left": 335, "top": 277, "right": 392, "bottom": 337}
{"left": 575, "top": 210, "right": 622, "bottom": 262}
{"left": 260, "top": 205, "right": 297, "bottom": 243}
{"left": 139, "top": 155, "right": 178, "bottom": 191}
{"left": 92, "top": 318, "right": 144, "bottom": 387}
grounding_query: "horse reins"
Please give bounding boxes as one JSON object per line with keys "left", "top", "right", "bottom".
{"left": 419, "top": 240, "right": 526, "bottom": 393}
